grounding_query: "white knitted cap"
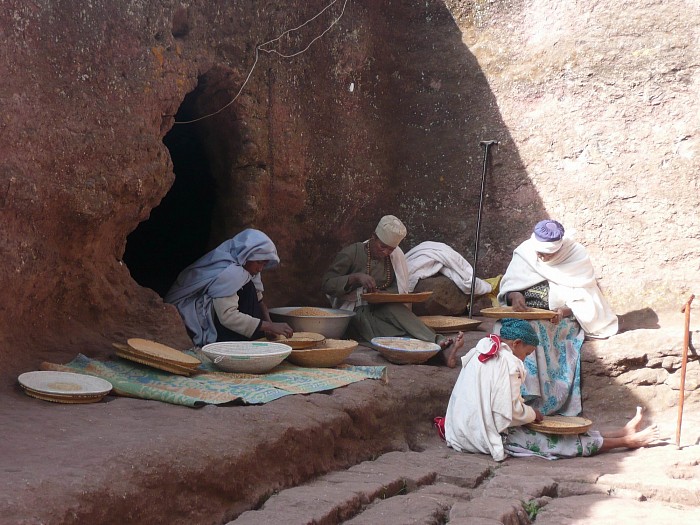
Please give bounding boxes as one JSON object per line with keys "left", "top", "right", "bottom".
{"left": 375, "top": 215, "right": 407, "bottom": 248}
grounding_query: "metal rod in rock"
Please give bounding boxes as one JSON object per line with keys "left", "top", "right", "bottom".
{"left": 676, "top": 293, "right": 694, "bottom": 448}
{"left": 468, "top": 140, "right": 498, "bottom": 318}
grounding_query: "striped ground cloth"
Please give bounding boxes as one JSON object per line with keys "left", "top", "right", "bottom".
{"left": 41, "top": 353, "right": 387, "bottom": 407}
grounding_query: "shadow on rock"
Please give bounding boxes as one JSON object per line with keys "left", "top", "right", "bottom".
{"left": 618, "top": 307, "right": 661, "bottom": 333}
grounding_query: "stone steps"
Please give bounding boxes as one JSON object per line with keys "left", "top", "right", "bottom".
{"left": 228, "top": 442, "right": 700, "bottom": 524}
{"left": 230, "top": 447, "right": 494, "bottom": 525}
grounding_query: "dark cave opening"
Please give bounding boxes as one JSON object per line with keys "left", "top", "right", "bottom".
{"left": 123, "top": 89, "right": 216, "bottom": 297}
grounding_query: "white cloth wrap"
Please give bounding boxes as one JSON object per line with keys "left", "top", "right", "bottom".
{"left": 529, "top": 234, "right": 563, "bottom": 254}
{"left": 497, "top": 237, "right": 618, "bottom": 338}
{"left": 404, "top": 241, "right": 491, "bottom": 295}
{"left": 445, "top": 338, "right": 536, "bottom": 462}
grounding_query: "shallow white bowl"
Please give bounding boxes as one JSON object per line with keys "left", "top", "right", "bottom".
{"left": 370, "top": 337, "right": 441, "bottom": 365}
{"left": 201, "top": 342, "right": 292, "bottom": 374}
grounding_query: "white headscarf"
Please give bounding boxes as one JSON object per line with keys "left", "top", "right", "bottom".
{"left": 529, "top": 234, "right": 563, "bottom": 254}
{"left": 165, "top": 229, "right": 279, "bottom": 346}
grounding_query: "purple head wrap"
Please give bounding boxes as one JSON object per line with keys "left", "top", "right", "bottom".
{"left": 533, "top": 220, "right": 565, "bottom": 242}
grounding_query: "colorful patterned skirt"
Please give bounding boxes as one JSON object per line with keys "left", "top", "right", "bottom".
{"left": 504, "top": 426, "right": 603, "bottom": 460}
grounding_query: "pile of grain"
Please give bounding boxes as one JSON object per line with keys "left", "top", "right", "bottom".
{"left": 287, "top": 307, "right": 341, "bottom": 317}
{"left": 374, "top": 337, "right": 437, "bottom": 351}
{"left": 319, "top": 339, "right": 358, "bottom": 350}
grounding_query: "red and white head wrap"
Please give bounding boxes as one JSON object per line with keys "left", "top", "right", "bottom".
{"left": 478, "top": 334, "right": 502, "bottom": 363}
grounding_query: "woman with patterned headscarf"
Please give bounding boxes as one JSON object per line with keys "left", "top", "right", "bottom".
{"left": 496, "top": 220, "right": 618, "bottom": 417}
{"left": 165, "top": 229, "right": 293, "bottom": 347}
{"left": 437, "top": 318, "right": 657, "bottom": 461}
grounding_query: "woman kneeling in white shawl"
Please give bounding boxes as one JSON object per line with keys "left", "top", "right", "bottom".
{"left": 496, "top": 220, "right": 618, "bottom": 417}
{"left": 165, "top": 229, "right": 293, "bottom": 347}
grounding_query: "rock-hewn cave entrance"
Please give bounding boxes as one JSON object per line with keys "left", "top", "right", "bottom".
{"left": 123, "top": 88, "right": 216, "bottom": 297}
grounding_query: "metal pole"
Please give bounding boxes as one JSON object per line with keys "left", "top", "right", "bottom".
{"left": 468, "top": 140, "right": 498, "bottom": 318}
{"left": 675, "top": 294, "right": 694, "bottom": 448}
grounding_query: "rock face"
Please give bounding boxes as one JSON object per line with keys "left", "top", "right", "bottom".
{"left": 0, "top": 0, "right": 698, "bottom": 376}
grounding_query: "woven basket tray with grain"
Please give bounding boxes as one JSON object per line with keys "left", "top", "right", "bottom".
{"left": 286, "top": 339, "right": 358, "bottom": 368}
{"left": 525, "top": 415, "right": 593, "bottom": 435}
{"left": 361, "top": 291, "right": 433, "bottom": 304}
{"left": 419, "top": 316, "right": 482, "bottom": 332}
{"left": 263, "top": 332, "right": 326, "bottom": 350}
{"left": 479, "top": 306, "right": 556, "bottom": 320}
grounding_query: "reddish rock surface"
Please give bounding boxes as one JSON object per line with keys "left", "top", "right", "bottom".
{"left": 2, "top": 316, "right": 699, "bottom": 524}
{"left": 1, "top": 0, "right": 696, "bottom": 377}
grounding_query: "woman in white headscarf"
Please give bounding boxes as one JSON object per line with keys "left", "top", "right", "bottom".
{"left": 165, "top": 229, "right": 292, "bottom": 347}
{"left": 496, "top": 220, "right": 618, "bottom": 416}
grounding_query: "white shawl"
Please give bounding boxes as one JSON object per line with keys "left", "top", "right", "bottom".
{"left": 445, "top": 338, "right": 535, "bottom": 461}
{"left": 497, "top": 237, "right": 618, "bottom": 338}
{"left": 404, "top": 241, "right": 492, "bottom": 295}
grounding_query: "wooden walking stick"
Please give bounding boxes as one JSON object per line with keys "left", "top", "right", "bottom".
{"left": 675, "top": 294, "right": 694, "bottom": 448}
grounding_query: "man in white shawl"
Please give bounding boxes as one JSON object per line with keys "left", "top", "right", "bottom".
{"left": 439, "top": 318, "right": 659, "bottom": 461}
{"left": 165, "top": 229, "right": 293, "bottom": 347}
{"left": 322, "top": 215, "right": 464, "bottom": 367}
{"left": 496, "top": 220, "right": 618, "bottom": 416}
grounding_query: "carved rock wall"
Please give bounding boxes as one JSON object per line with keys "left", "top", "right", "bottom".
{"left": 445, "top": 0, "right": 699, "bottom": 310}
{"left": 0, "top": 0, "right": 697, "bottom": 376}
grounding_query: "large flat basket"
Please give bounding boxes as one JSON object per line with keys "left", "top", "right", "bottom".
{"left": 362, "top": 291, "right": 433, "bottom": 304}
{"left": 526, "top": 415, "right": 593, "bottom": 435}
{"left": 419, "top": 316, "right": 482, "bottom": 332}
{"left": 480, "top": 306, "right": 556, "bottom": 320}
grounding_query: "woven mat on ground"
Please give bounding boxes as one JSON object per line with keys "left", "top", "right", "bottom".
{"left": 40, "top": 353, "right": 387, "bottom": 407}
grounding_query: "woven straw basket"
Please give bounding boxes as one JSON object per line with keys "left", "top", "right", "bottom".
{"left": 526, "top": 415, "right": 593, "bottom": 435}
{"left": 362, "top": 291, "right": 433, "bottom": 304}
{"left": 126, "top": 338, "right": 201, "bottom": 367}
{"left": 419, "top": 316, "right": 482, "bottom": 332}
{"left": 286, "top": 339, "right": 358, "bottom": 368}
{"left": 266, "top": 332, "right": 326, "bottom": 350}
{"left": 480, "top": 306, "right": 556, "bottom": 320}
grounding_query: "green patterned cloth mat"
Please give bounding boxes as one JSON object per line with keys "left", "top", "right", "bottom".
{"left": 42, "top": 353, "right": 387, "bottom": 407}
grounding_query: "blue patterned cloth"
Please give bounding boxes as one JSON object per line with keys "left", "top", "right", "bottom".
{"left": 42, "top": 353, "right": 387, "bottom": 407}
{"left": 496, "top": 317, "right": 583, "bottom": 416}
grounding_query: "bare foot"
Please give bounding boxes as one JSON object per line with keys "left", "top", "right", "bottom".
{"left": 441, "top": 331, "right": 464, "bottom": 368}
{"left": 623, "top": 406, "right": 644, "bottom": 435}
{"left": 601, "top": 423, "right": 660, "bottom": 452}
{"left": 626, "top": 424, "right": 660, "bottom": 448}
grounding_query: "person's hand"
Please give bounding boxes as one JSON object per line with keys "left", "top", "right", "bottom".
{"left": 534, "top": 408, "right": 544, "bottom": 423}
{"left": 350, "top": 272, "right": 377, "bottom": 292}
{"left": 508, "top": 292, "right": 527, "bottom": 311}
{"left": 261, "top": 321, "right": 293, "bottom": 338}
{"left": 550, "top": 306, "right": 572, "bottom": 324}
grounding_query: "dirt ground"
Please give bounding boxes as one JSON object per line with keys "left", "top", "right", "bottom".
{"left": 1, "top": 313, "right": 699, "bottom": 525}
